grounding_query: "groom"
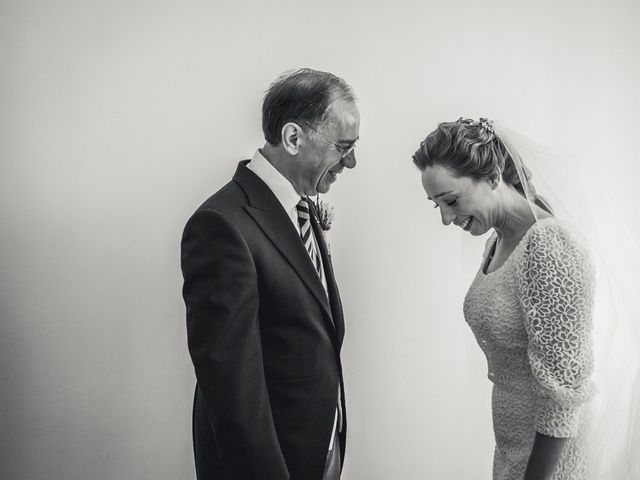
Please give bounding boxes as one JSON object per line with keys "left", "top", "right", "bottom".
{"left": 181, "top": 68, "right": 359, "bottom": 480}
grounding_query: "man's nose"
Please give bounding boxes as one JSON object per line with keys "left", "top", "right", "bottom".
{"left": 341, "top": 151, "right": 356, "bottom": 169}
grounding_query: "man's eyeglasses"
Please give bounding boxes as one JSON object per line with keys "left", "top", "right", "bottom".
{"left": 334, "top": 138, "right": 358, "bottom": 159}
{"left": 304, "top": 124, "right": 358, "bottom": 159}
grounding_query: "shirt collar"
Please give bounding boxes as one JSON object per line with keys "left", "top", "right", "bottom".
{"left": 248, "top": 149, "right": 301, "bottom": 213}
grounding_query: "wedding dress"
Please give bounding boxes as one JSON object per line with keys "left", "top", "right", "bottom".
{"left": 463, "top": 217, "right": 596, "bottom": 480}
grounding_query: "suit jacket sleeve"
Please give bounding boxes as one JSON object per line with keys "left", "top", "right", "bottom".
{"left": 181, "top": 208, "right": 289, "bottom": 479}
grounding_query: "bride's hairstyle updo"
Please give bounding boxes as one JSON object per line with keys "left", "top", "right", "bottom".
{"left": 413, "top": 117, "right": 552, "bottom": 214}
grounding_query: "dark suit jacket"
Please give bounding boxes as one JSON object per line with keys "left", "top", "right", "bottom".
{"left": 181, "top": 161, "right": 346, "bottom": 480}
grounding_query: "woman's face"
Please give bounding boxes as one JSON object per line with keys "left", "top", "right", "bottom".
{"left": 421, "top": 164, "right": 498, "bottom": 236}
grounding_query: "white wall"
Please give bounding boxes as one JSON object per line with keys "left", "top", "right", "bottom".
{"left": 1, "top": 1, "right": 638, "bottom": 479}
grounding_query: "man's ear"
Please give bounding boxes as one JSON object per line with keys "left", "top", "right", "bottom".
{"left": 281, "top": 122, "right": 303, "bottom": 156}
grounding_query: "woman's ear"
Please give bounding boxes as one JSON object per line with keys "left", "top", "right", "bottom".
{"left": 489, "top": 170, "right": 501, "bottom": 190}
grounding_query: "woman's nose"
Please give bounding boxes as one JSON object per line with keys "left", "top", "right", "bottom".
{"left": 440, "top": 208, "right": 455, "bottom": 226}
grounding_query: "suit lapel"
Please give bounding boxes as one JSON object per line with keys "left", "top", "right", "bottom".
{"left": 233, "top": 162, "right": 333, "bottom": 324}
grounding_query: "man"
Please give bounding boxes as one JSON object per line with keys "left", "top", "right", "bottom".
{"left": 181, "top": 68, "right": 359, "bottom": 480}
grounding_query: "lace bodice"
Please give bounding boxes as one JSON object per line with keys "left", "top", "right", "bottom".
{"left": 463, "top": 217, "right": 596, "bottom": 479}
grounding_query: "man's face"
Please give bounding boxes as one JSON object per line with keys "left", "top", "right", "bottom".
{"left": 294, "top": 100, "right": 360, "bottom": 196}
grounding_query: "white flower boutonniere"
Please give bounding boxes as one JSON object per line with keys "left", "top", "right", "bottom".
{"left": 312, "top": 196, "right": 334, "bottom": 254}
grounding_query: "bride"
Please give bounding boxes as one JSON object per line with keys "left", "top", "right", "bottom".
{"left": 412, "top": 117, "right": 638, "bottom": 479}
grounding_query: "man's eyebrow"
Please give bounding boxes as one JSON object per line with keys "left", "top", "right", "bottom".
{"left": 427, "top": 190, "right": 453, "bottom": 201}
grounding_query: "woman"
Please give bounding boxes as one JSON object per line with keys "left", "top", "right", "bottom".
{"left": 413, "top": 118, "right": 596, "bottom": 479}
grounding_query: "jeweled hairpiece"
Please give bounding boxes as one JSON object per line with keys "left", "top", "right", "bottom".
{"left": 478, "top": 117, "right": 495, "bottom": 135}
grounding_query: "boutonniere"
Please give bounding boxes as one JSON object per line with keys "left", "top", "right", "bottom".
{"left": 312, "top": 196, "right": 334, "bottom": 253}
{"left": 313, "top": 196, "right": 334, "bottom": 231}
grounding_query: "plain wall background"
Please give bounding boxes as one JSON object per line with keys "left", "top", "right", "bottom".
{"left": 1, "top": 0, "right": 639, "bottom": 479}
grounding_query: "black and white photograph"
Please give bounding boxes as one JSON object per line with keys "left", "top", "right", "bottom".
{"left": 2, "top": 1, "right": 639, "bottom": 479}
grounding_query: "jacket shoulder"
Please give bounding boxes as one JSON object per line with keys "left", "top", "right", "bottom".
{"left": 197, "top": 179, "right": 247, "bottom": 213}
{"left": 182, "top": 178, "right": 249, "bottom": 236}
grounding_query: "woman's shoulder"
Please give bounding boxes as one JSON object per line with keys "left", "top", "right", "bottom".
{"left": 527, "top": 216, "right": 584, "bottom": 244}
{"left": 524, "top": 216, "right": 593, "bottom": 266}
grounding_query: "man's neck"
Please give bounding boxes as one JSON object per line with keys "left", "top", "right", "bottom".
{"left": 260, "top": 143, "right": 302, "bottom": 196}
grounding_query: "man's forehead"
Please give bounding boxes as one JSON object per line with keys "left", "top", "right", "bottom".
{"left": 326, "top": 100, "right": 359, "bottom": 132}
{"left": 329, "top": 99, "right": 358, "bottom": 115}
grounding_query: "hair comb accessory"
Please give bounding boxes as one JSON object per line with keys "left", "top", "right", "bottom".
{"left": 478, "top": 117, "right": 495, "bottom": 134}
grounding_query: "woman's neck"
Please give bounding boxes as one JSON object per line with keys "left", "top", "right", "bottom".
{"left": 493, "top": 186, "right": 548, "bottom": 244}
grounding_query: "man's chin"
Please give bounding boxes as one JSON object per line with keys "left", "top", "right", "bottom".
{"left": 316, "top": 183, "right": 332, "bottom": 194}
{"left": 317, "top": 175, "right": 337, "bottom": 194}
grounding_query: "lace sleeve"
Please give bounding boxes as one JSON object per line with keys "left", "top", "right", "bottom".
{"left": 517, "top": 221, "right": 596, "bottom": 438}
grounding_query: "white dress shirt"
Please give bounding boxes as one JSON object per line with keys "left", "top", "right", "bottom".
{"left": 248, "top": 149, "right": 327, "bottom": 292}
{"left": 248, "top": 149, "right": 338, "bottom": 451}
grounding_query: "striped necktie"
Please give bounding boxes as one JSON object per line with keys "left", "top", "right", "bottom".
{"left": 296, "top": 198, "right": 322, "bottom": 279}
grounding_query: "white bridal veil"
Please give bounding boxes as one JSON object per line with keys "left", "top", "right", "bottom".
{"left": 495, "top": 123, "right": 640, "bottom": 479}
